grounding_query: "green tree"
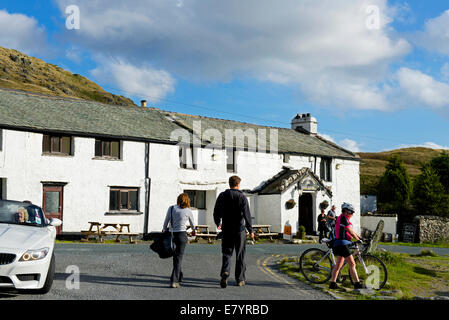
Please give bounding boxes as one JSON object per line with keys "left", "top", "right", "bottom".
{"left": 412, "top": 163, "right": 449, "bottom": 217}
{"left": 377, "top": 154, "right": 412, "bottom": 216}
{"left": 429, "top": 151, "right": 449, "bottom": 193}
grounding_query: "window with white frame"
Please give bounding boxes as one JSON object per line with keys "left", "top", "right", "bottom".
{"left": 320, "top": 157, "right": 332, "bottom": 182}
{"left": 184, "top": 190, "right": 206, "bottom": 209}
{"left": 179, "top": 145, "right": 197, "bottom": 169}
{"left": 109, "top": 187, "right": 139, "bottom": 212}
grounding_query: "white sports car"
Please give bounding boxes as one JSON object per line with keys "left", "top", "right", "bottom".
{"left": 0, "top": 200, "right": 61, "bottom": 293}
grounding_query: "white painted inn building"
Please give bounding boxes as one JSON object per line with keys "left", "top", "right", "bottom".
{"left": 0, "top": 88, "right": 361, "bottom": 237}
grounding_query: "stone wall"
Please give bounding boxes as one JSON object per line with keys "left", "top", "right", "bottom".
{"left": 414, "top": 215, "right": 449, "bottom": 243}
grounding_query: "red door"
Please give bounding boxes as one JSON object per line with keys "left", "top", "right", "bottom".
{"left": 43, "top": 185, "right": 63, "bottom": 234}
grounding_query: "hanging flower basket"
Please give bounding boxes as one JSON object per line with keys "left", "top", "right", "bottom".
{"left": 319, "top": 200, "right": 329, "bottom": 210}
{"left": 285, "top": 199, "right": 296, "bottom": 210}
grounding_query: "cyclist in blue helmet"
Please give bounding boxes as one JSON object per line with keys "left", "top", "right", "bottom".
{"left": 329, "top": 202, "right": 365, "bottom": 290}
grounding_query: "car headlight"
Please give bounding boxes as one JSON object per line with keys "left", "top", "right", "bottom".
{"left": 19, "top": 248, "right": 50, "bottom": 262}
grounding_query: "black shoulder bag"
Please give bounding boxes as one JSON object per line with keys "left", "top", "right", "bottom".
{"left": 150, "top": 206, "right": 176, "bottom": 259}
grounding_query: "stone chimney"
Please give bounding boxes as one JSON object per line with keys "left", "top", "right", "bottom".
{"left": 141, "top": 100, "right": 147, "bottom": 107}
{"left": 291, "top": 113, "right": 317, "bottom": 135}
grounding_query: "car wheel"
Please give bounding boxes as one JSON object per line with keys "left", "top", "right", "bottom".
{"left": 36, "top": 253, "right": 55, "bottom": 294}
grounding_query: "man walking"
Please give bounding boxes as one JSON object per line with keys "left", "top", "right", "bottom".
{"left": 327, "top": 205, "right": 337, "bottom": 236}
{"left": 214, "top": 175, "right": 255, "bottom": 288}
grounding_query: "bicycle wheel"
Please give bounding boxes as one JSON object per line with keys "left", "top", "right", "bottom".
{"left": 350, "top": 254, "right": 388, "bottom": 290}
{"left": 299, "top": 248, "right": 333, "bottom": 284}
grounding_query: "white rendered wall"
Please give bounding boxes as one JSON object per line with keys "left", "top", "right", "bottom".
{"left": 0, "top": 129, "right": 361, "bottom": 235}
{"left": 0, "top": 130, "right": 146, "bottom": 233}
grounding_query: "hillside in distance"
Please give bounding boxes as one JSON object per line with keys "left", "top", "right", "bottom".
{"left": 0, "top": 46, "right": 136, "bottom": 106}
{"left": 357, "top": 147, "right": 446, "bottom": 195}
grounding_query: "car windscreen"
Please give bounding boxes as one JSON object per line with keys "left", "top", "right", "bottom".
{"left": 0, "top": 202, "right": 45, "bottom": 227}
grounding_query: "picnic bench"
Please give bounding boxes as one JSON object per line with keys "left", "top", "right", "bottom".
{"left": 187, "top": 225, "right": 217, "bottom": 244}
{"left": 251, "top": 224, "right": 278, "bottom": 241}
{"left": 81, "top": 222, "right": 138, "bottom": 244}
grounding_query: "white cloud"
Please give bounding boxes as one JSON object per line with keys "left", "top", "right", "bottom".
{"left": 398, "top": 142, "right": 449, "bottom": 150}
{"left": 414, "top": 10, "right": 449, "bottom": 56}
{"left": 0, "top": 10, "right": 48, "bottom": 55}
{"left": 90, "top": 58, "right": 176, "bottom": 102}
{"left": 340, "top": 139, "right": 363, "bottom": 153}
{"left": 395, "top": 68, "right": 449, "bottom": 110}
{"left": 319, "top": 133, "right": 362, "bottom": 152}
{"left": 54, "top": 0, "right": 411, "bottom": 111}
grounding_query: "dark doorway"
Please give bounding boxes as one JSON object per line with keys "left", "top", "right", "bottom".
{"left": 298, "top": 193, "right": 313, "bottom": 234}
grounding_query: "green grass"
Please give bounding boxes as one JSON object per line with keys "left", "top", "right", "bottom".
{"left": 277, "top": 250, "right": 449, "bottom": 300}
{"left": 380, "top": 241, "right": 449, "bottom": 249}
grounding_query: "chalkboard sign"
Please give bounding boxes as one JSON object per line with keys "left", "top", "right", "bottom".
{"left": 402, "top": 223, "right": 416, "bottom": 243}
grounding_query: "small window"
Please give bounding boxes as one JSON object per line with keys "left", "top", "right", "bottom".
{"left": 43, "top": 134, "right": 72, "bottom": 155}
{"left": 179, "top": 145, "right": 197, "bottom": 169}
{"left": 109, "top": 188, "right": 139, "bottom": 211}
{"left": 95, "top": 139, "right": 120, "bottom": 159}
{"left": 184, "top": 190, "right": 206, "bottom": 209}
{"left": 320, "top": 158, "right": 332, "bottom": 182}
{"left": 226, "top": 148, "right": 236, "bottom": 173}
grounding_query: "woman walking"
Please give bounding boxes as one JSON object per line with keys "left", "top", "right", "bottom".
{"left": 163, "top": 193, "right": 196, "bottom": 288}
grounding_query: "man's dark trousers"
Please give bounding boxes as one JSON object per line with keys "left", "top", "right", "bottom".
{"left": 221, "top": 230, "right": 247, "bottom": 282}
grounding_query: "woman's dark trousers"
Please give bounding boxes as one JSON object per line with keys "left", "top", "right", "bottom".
{"left": 171, "top": 232, "right": 188, "bottom": 283}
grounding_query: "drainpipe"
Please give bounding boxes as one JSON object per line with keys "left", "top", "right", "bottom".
{"left": 143, "top": 142, "right": 151, "bottom": 239}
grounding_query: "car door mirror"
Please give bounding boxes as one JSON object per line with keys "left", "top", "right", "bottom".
{"left": 49, "top": 218, "right": 62, "bottom": 227}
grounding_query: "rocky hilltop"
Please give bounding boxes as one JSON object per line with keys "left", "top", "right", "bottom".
{"left": 0, "top": 46, "right": 135, "bottom": 106}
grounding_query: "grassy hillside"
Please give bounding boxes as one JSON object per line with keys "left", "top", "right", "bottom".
{"left": 357, "top": 147, "right": 446, "bottom": 195}
{"left": 0, "top": 46, "right": 136, "bottom": 106}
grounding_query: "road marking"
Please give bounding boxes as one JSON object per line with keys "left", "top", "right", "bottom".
{"left": 257, "top": 254, "right": 311, "bottom": 296}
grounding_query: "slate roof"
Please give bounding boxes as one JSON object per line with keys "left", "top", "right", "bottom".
{"left": 0, "top": 88, "right": 359, "bottom": 160}
{"left": 163, "top": 111, "right": 358, "bottom": 160}
{"left": 251, "top": 167, "right": 333, "bottom": 196}
{"left": 0, "top": 88, "right": 180, "bottom": 143}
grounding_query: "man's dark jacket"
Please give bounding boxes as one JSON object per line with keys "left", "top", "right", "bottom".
{"left": 213, "top": 189, "right": 253, "bottom": 234}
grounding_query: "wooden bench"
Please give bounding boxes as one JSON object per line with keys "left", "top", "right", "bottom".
{"left": 252, "top": 224, "right": 278, "bottom": 241}
{"left": 81, "top": 222, "right": 138, "bottom": 243}
{"left": 187, "top": 225, "right": 217, "bottom": 244}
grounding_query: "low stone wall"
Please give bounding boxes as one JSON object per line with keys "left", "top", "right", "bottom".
{"left": 414, "top": 215, "right": 449, "bottom": 243}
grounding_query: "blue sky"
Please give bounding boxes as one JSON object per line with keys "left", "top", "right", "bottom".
{"left": 1, "top": 0, "right": 449, "bottom": 152}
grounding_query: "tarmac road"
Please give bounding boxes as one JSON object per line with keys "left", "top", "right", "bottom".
{"left": 2, "top": 242, "right": 448, "bottom": 301}
{"left": 0, "top": 242, "right": 334, "bottom": 301}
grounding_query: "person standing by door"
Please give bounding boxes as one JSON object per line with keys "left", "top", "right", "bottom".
{"left": 163, "top": 193, "right": 196, "bottom": 288}
{"left": 317, "top": 208, "right": 328, "bottom": 241}
{"left": 213, "top": 176, "right": 255, "bottom": 288}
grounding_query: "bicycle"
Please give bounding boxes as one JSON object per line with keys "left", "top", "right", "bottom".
{"left": 298, "top": 237, "right": 388, "bottom": 290}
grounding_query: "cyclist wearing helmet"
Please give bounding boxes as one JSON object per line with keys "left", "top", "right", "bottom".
{"left": 329, "top": 202, "right": 365, "bottom": 290}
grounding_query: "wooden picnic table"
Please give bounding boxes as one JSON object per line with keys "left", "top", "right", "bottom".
{"left": 187, "top": 224, "right": 217, "bottom": 244}
{"left": 81, "top": 222, "right": 138, "bottom": 243}
{"left": 251, "top": 224, "right": 278, "bottom": 241}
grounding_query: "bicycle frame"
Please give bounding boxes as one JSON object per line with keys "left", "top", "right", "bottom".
{"left": 322, "top": 242, "right": 369, "bottom": 274}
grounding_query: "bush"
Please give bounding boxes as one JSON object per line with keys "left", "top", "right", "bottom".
{"left": 297, "top": 225, "right": 306, "bottom": 240}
